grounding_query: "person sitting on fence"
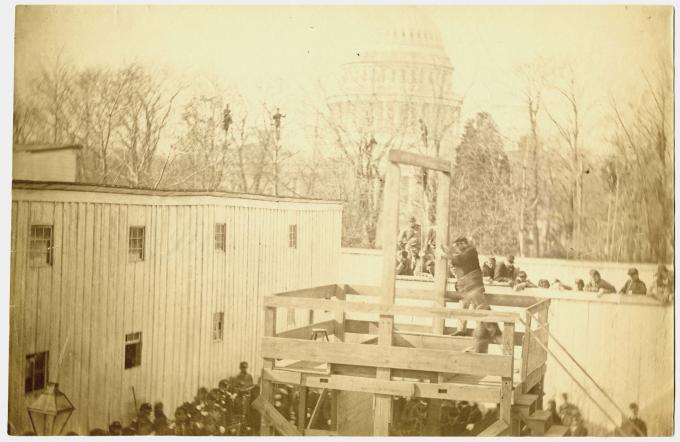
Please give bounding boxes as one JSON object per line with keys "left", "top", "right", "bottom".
{"left": 575, "top": 278, "right": 585, "bottom": 291}
{"left": 424, "top": 259, "right": 435, "bottom": 277}
{"left": 619, "top": 268, "right": 647, "bottom": 295}
{"left": 551, "top": 279, "right": 573, "bottom": 291}
{"left": 585, "top": 270, "right": 616, "bottom": 296}
{"left": 399, "top": 217, "right": 422, "bottom": 251}
{"left": 513, "top": 271, "right": 537, "bottom": 291}
{"left": 538, "top": 279, "right": 550, "bottom": 288}
{"left": 482, "top": 256, "right": 497, "bottom": 279}
{"left": 648, "top": 264, "right": 674, "bottom": 304}
{"left": 493, "top": 255, "right": 518, "bottom": 283}
{"left": 396, "top": 250, "right": 412, "bottom": 276}
{"left": 620, "top": 402, "right": 647, "bottom": 436}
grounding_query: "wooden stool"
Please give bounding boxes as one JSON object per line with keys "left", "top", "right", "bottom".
{"left": 310, "top": 328, "right": 329, "bottom": 342}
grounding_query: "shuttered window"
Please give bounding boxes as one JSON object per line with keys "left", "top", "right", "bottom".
{"left": 124, "top": 332, "right": 142, "bottom": 369}
{"left": 215, "top": 223, "right": 226, "bottom": 252}
{"left": 25, "top": 351, "right": 48, "bottom": 393}
{"left": 29, "top": 225, "right": 53, "bottom": 267}
{"left": 289, "top": 224, "right": 297, "bottom": 248}
{"left": 213, "top": 312, "right": 224, "bottom": 341}
{"left": 128, "top": 227, "right": 145, "bottom": 262}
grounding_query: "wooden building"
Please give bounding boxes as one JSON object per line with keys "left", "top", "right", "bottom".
{"left": 8, "top": 181, "right": 342, "bottom": 434}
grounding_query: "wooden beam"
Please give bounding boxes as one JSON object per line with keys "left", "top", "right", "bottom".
{"left": 274, "top": 284, "right": 339, "bottom": 299}
{"left": 297, "top": 386, "right": 307, "bottom": 431}
{"left": 251, "top": 396, "right": 302, "bottom": 436}
{"left": 274, "top": 372, "right": 501, "bottom": 404}
{"left": 478, "top": 419, "right": 509, "bottom": 436}
{"left": 345, "top": 284, "right": 539, "bottom": 307}
{"left": 276, "top": 319, "right": 335, "bottom": 340}
{"left": 260, "top": 306, "right": 277, "bottom": 436}
{"left": 433, "top": 168, "right": 451, "bottom": 335}
{"left": 261, "top": 337, "right": 513, "bottom": 377}
{"left": 263, "top": 295, "right": 520, "bottom": 323}
{"left": 388, "top": 149, "right": 451, "bottom": 173}
{"left": 303, "top": 429, "right": 339, "bottom": 436}
{"left": 500, "top": 322, "right": 515, "bottom": 426}
{"left": 262, "top": 368, "right": 302, "bottom": 385}
{"left": 375, "top": 159, "right": 400, "bottom": 436}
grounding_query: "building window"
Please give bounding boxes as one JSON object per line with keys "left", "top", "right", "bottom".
{"left": 124, "top": 332, "right": 142, "bottom": 369}
{"left": 213, "top": 312, "right": 224, "bottom": 341}
{"left": 128, "top": 227, "right": 145, "bottom": 262}
{"left": 29, "top": 225, "right": 53, "bottom": 267}
{"left": 25, "top": 351, "right": 48, "bottom": 393}
{"left": 288, "top": 224, "right": 297, "bottom": 249}
{"left": 215, "top": 223, "right": 226, "bottom": 252}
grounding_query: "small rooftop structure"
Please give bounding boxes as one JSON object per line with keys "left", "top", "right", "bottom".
{"left": 12, "top": 144, "right": 81, "bottom": 183}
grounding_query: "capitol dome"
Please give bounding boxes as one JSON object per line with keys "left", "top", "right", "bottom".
{"left": 327, "top": 6, "right": 461, "bottom": 158}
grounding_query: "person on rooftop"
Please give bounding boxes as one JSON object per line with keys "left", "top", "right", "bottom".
{"left": 619, "top": 268, "right": 647, "bottom": 295}
{"left": 584, "top": 269, "right": 616, "bottom": 296}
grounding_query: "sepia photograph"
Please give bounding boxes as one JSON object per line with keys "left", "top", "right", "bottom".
{"left": 3, "top": 2, "right": 675, "bottom": 437}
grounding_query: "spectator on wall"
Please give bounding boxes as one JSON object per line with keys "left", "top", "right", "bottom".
{"left": 574, "top": 279, "right": 585, "bottom": 291}
{"left": 584, "top": 270, "right": 616, "bottom": 296}
{"left": 537, "top": 279, "right": 550, "bottom": 289}
{"left": 513, "top": 271, "right": 536, "bottom": 291}
{"left": 648, "top": 264, "right": 674, "bottom": 304}
{"left": 551, "top": 279, "right": 573, "bottom": 291}
{"left": 493, "top": 255, "right": 518, "bottom": 283}
{"left": 619, "top": 268, "right": 647, "bottom": 295}
{"left": 482, "top": 257, "right": 497, "bottom": 278}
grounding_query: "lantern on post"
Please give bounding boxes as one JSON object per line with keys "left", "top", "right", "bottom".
{"left": 27, "top": 382, "right": 75, "bottom": 435}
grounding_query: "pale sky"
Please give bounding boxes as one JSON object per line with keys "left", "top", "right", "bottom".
{"left": 14, "top": 5, "right": 673, "bottom": 153}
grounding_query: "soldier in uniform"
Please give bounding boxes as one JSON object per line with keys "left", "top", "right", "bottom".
{"left": 441, "top": 236, "right": 501, "bottom": 352}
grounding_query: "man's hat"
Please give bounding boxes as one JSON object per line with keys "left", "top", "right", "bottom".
{"left": 239, "top": 361, "right": 248, "bottom": 368}
{"left": 629, "top": 402, "right": 639, "bottom": 411}
{"left": 507, "top": 255, "right": 515, "bottom": 263}
{"left": 627, "top": 268, "right": 638, "bottom": 276}
{"left": 409, "top": 216, "right": 416, "bottom": 222}
{"left": 453, "top": 236, "right": 467, "bottom": 244}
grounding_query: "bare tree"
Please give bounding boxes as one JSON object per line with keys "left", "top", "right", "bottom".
{"left": 544, "top": 67, "right": 587, "bottom": 259}
{"left": 116, "top": 65, "right": 181, "bottom": 187}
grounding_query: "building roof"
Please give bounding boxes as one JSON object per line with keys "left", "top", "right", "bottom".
{"left": 13, "top": 144, "right": 82, "bottom": 153}
{"left": 12, "top": 180, "right": 344, "bottom": 206}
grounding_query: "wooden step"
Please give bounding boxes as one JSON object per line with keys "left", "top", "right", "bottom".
{"left": 512, "top": 393, "right": 538, "bottom": 419}
{"left": 544, "top": 425, "right": 570, "bottom": 437}
{"left": 478, "top": 419, "right": 509, "bottom": 436}
{"left": 527, "top": 409, "right": 551, "bottom": 435}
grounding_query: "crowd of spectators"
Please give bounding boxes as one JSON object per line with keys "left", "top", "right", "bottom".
{"left": 394, "top": 218, "right": 673, "bottom": 305}
{"left": 47, "top": 361, "right": 260, "bottom": 436}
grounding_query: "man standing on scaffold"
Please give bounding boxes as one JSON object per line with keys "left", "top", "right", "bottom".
{"left": 441, "top": 236, "right": 502, "bottom": 353}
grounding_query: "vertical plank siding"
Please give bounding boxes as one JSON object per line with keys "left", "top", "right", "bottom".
{"left": 9, "top": 188, "right": 342, "bottom": 434}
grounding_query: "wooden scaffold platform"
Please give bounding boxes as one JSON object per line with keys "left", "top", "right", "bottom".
{"left": 255, "top": 150, "right": 561, "bottom": 436}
